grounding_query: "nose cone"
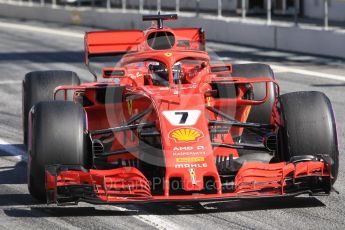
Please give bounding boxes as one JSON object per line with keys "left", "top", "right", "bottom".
{"left": 154, "top": 93, "right": 220, "bottom": 193}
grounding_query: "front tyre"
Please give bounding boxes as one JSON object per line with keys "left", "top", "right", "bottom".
{"left": 28, "top": 101, "right": 89, "bottom": 201}
{"left": 278, "top": 91, "right": 339, "bottom": 183}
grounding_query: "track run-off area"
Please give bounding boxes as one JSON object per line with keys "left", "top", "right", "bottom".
{"left": 0, "top": 18, "right": 345, "bottom": 230}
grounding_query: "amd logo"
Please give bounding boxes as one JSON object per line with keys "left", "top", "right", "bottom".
{"left": 173, "top": 146, "right": 205, "bottom": 151}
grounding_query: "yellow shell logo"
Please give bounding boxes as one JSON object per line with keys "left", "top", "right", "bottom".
{"left": 169, "top": 128, "right": 203, "bottom": 142}
{"left": 164, "top": 52, "right": 172, "bottom": 57}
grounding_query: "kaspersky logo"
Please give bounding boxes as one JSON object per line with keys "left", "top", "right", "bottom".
{"left": 169, "top": 127, "right": 204, "bottom": 143}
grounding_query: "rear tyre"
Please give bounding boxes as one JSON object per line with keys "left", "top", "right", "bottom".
{"left": 28, "top": 101, "right": 89, "bottom": 201}
{"left": 22, "top": 70, "right": 80, "bottom": 147}
{"left": 232, "top": 63, "right": 276, "bottom": 124}
{"left": 278, "top": 91, "right": 339, "bottom": 183}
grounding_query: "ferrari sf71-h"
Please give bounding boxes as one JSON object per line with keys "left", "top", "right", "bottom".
{"left": 22, "top": 14, "right": 339, "bottom": 204}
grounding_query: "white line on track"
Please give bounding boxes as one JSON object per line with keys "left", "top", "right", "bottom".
{"left": 235, "top": 60, "right": 345, "bottom": 82}
{"left": 0, "top": 80, "right": 22, "bottom": 85}
{"left": 270, "top": 64, "right": 345, "bottom": 82}
{"left": 0, "top": 138, "right": 27, "bottom": 161}
{"left": 111, "top": 206, "right": 180, "bottom": 230}
{"left": 0, "top": 21, "right": 83, "bottom": 38}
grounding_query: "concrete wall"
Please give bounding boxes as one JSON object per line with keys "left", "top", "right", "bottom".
{"left": 0, "top": 3, "right": 344, "bottom": 59}
{"left": 303, "top": 0, "right": 345, "bottom": 21}
{"left": 120, "top": 0, "right": 237, "bottom": 11}
{"left": 276, "top": 26, "right": 345, "bottom": 58}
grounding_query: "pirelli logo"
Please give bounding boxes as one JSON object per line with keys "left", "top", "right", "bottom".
{"left": 176, "top": 157, "right": 205, "bottom": 163}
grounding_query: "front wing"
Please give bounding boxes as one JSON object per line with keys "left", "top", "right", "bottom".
{"left": 45, "top": 160, "right": 332, "bottom": 205}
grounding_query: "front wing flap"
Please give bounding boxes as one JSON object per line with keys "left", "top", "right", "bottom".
{"left": 45, "top": 159, "right": 332, "bottom": 205}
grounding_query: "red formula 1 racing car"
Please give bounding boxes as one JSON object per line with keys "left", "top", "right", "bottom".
{"left": 23, "top": 14, "right": 339, "bottom": 205}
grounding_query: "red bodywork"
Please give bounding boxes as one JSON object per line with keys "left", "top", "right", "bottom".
{"left": 45, "top": 17, "right": 332, "bottom": 204}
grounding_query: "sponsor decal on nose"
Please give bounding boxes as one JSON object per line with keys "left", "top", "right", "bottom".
{"left": 169, "top": 127, "right": 204, "bottom": 142}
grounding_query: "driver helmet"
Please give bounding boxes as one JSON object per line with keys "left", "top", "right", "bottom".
{"left": 149, "top": 62, "right": 169, "bottom": 86}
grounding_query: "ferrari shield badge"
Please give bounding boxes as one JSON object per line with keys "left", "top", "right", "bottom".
{"left": 164, "top": 52, "right": 172, "bottom": 57}
{"left": 189, "top": 168, "right": 196, "bottom": 185}
{"left": 127, "top": 99, "right": 133, "bottom": 115}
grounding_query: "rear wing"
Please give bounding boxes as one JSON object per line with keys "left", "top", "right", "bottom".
{"left": 84, "top": 28, "right": 205, "bottom": 63}
{"left": 173, "top": 28, "right": 205, "bottom": 51}
{"left": 84, "top": 30, "right": 144, "bottom": 64}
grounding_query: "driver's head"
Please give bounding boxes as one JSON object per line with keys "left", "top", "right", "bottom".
{"left": 149, "top": 63, "right": 169, "bottom": 86}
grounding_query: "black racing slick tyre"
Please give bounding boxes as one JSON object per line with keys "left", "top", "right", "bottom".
{"left": 278, "top": 91, "right": 339, "bottom": 183}
{"left": 22, "top": 70, "right": 80, "bottom": 147}
{"left": 28, "top": 101, "right": 89, "bottom": 201}
{"left": 232, "top": 63, "right": 276, "bottom": 124}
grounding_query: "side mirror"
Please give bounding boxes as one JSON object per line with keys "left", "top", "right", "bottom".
{"left": 210, "top": 64, "right": 232, "bottom": 74}
{"left": 102, "top": 68, "right": 126, "bottom": 78}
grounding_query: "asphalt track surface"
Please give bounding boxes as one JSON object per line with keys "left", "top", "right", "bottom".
{"left": 0, "top": 18, "right": 345, "bottom": 230}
